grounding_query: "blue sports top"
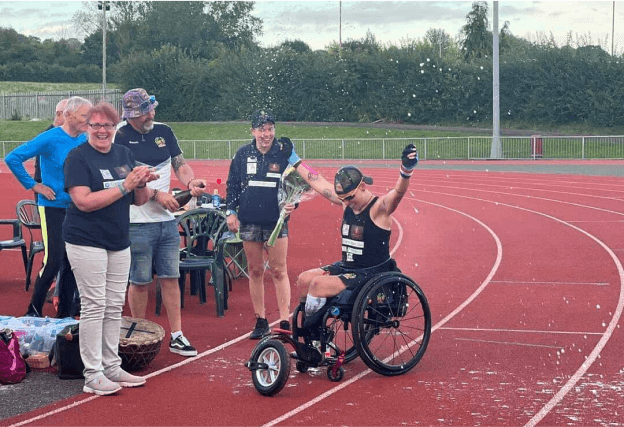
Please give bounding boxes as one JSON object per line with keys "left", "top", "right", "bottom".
{"left": 5, "top": 126, "right": 87, "bottom": 208}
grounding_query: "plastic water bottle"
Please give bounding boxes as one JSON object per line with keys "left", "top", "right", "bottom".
{"left": 212, "top": 189, "right": 220, "bottom": 208}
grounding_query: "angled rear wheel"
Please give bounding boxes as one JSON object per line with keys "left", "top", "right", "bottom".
{"left": 352, "top": 273, "right": 431, "bottom": 376}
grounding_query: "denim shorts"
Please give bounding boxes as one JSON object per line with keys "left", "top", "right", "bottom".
{"left": 239, "top": 222, "right": 289, "bottom": 242}
{"left": 128, "top": 220, "right": 180, "bottom": 284}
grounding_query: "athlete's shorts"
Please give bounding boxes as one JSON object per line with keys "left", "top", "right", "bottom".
{"left": 320, "top": 259, "right": 399, "bottom": 290}
{"left": 128, "top": 220, "right": 180, "bottom": 284}
{"left": 239, "top": 222, "right": 289, "bottom": 242}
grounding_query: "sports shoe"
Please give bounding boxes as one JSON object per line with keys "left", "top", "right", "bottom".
{"left": 279, "top": 320, "right": 290, "bottom": 331}
{"left": 249, "top": 317, "right": 270, "bottom": 339}
{"left": 83, "top": 375, "right": 122, "bottom": 396}
{"left": 106, "top": 370, "right": 146, "bottom": 387}
{"left": 169, "top": 335, "right": 198, "bottom": 357}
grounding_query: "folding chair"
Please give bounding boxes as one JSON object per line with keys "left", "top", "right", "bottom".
{"left": 16, "top": 200, "right": 45, "bottom": 291}
{"left": 0, "top": 209, "right": 28, "bottom": 279}
{"left": 222, "top": 230, "right": 248, "bottom": 280}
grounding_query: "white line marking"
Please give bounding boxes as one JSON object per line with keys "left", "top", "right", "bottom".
{"left": 262, "top": 199, "right": 503, "bottom": 427}
{"left": 440, "top": 327, "right": 603, "bottom": 336}
{"left": 409, "top": 189, "right": 624, "bottom": 427}
{"left": 454, "top": 337, "right": 562, "bottom": 349}
{"left": 7, "top": 206, "right": 406, "bottom": 427}
{"left": 7, "top": 326, "right": 268, "bottom": 427}
{"left": 491, "top": 280, "right": 608, "bottom": 286}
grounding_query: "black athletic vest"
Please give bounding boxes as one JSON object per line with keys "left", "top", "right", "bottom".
{"left": 341, "top": 197, "right": 391, "bottom": 269}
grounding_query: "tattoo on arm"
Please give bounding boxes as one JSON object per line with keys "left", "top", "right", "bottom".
{"left": 171, "top": 154, "right": 187, "bottom": 172}
{"left": 308, "top": 172, "right": 319, "bottom": 181}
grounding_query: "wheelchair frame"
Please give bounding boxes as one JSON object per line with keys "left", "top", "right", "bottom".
{"left": 245, "top": 271, "right": 432, "bottom": 396}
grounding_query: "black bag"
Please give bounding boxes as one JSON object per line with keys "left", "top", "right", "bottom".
{"left": 52, "top": 324, "right": 84, "bottom": 379}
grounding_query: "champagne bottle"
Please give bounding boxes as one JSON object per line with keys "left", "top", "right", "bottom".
{"left": 173, "top": 189, "right": 193, "bottom": 208}
{"left": 174, "top": 182, "right": 205, "bottom": 208}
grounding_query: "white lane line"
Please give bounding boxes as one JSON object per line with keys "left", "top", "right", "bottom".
{"left": 410, "top": 189, "right": 624, "bottom": 427}
{"left": 440, "top": 327, "right": 604, "bottom": 336}
{"left": 262, "top": 199, "right": 503, "bottom": 427}
{"left": 6, "top": 330, "right": 259, "bottom": 427}
{"left": 7, "top": 205, "right": 406, "bottom": 427}
{"left": 491, "top": 280, "right": 609, "bottom": 286}
{"left": 453, "top": 338, "right": 562, "bottom": 349}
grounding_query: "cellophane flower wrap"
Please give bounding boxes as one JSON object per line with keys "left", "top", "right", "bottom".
{"left": 267, "top": 166, "right": 315, "bottom": 246}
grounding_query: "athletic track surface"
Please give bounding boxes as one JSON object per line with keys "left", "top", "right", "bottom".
{"left": 1, "top": 159, "right": 623, "bottom": 427}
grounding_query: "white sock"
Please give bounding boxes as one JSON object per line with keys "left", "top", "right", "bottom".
{"left": 305, "top": 294, "right": 326, "bottom": 316}
{"left": 171, "top": 331, "right": 182, "bottom": 340}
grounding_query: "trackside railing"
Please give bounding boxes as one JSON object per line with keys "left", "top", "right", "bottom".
{"left": 3, "top": 136, "right": 624, "bottom": 160}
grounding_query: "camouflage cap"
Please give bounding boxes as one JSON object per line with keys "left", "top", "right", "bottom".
{"left": 334, "top": 165, "right": 373, "bottom": 195}
{"left": 250, "top": 109, "right": 275, "bottom": 128}
{"left": 122, "top": 88, "right": 158, "bottom": 119}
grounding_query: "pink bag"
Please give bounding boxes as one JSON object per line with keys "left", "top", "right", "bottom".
{"left": 0, "top": 329, "right": 27, "bottom": 385}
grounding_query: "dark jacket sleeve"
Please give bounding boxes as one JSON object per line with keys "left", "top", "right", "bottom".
{"left": 226, "top": 148, "right": 243, "bottom": 212}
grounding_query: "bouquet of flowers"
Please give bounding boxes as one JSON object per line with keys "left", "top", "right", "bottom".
{"left": 267, "top": 165, "right": 315, "bottom": 246}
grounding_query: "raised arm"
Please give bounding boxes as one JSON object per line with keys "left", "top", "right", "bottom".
{"left": 278, "top": 137, "right": 342, "bottom": 205}
{"left": 377, "top": 144, "right": 418, "bottom": 215}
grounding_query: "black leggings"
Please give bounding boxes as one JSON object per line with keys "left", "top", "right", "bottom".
{"left": 26, "top": 206, "right": 78, "bottom": 317}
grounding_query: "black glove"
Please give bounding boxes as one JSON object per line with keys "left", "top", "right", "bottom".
{"left": 278, "top": 137, "right": 293, "bottom": 158}
{"left": 279, "top": 137, "right": 302, "bottom": 166}
{"left": 401, "top": 144, "right": 418, "bottom": 170}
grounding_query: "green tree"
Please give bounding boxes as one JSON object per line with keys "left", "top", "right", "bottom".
{"left": 460, "top": 1, "right": 491, "bottom": 61}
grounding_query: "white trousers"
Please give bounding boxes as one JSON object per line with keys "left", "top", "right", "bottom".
{"left": 66, "top": 243, "right": 130, "bottom": 381}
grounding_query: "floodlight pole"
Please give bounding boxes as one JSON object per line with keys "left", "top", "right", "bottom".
{"left": 339, "top": 1, "right": 342, "bottom": 53}
{"left": 491, "top": 1, "right": 502, "bottom": 159}
{"left": 612, "top": 1, "right": 615, "bottom": 56}
{"left": 101, "top": 1, "right": 107, "bottom": 100}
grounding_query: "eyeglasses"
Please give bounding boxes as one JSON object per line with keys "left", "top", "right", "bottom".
{"left": 88, "top": 123, "right": 115, "bottom": 131}
{"left": 139, "top": 95, "right": 156, "bottom": 113}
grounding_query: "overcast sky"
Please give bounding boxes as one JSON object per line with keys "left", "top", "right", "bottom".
{"left": 0, "top": 1, "right": 622, "bottom": 54}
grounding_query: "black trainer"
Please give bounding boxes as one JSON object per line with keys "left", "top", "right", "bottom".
{"left": 279, "top": 320, "right": 290, "bottom": 331}
{"left": 250, "top": 317, "right": 270, "bottom": 339}
{"left": 169, "top": 334, "right": 198, "bottom": 357}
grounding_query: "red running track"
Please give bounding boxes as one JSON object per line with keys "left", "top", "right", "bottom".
{"left": 1, "top": 161, "right": 623, "bottom": 427}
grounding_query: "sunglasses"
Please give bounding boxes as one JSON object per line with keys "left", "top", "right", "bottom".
{"left": 337, "top": 182, "right": 361, "bottom": 201}
{"left": 139, "top": 95, "right": 156, "bottom": 113}
{"left": 338, "top": 193, "right": 357, "bottom": 202}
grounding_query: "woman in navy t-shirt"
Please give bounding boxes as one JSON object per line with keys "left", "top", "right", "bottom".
{"left": 63, "top": 102, "right": 156, "bottom": 396}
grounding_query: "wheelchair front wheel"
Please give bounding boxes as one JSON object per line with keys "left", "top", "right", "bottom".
{"left": 250, "top": 339, "right": 291, "bottom": 396}
{"left": 352, "top": 273, "right": 431, "bottom": 376}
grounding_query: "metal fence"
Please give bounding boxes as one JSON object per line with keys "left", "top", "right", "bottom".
{"left": 0, "top": 89, "right": 123, "bottom": 121}
{"left": 3, "top": 135, "right": 624, "bottom": 160}
{"left": 175, "top": 135, "right": 624, "bottom": 161}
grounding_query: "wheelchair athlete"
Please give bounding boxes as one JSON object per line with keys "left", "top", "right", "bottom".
{"left": 293, "top": 144, "right": 418, "bottom": 317}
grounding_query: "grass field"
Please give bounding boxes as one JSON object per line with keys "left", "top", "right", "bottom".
{"left": 0, "top": 82, "right": 117, "bottom": 94}
{"left": 0, "top": 121, "right": 474, "bottom": 142}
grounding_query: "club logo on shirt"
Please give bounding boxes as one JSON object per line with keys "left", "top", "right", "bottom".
{"left": 269, "top": 163, "right": 280, "bottom": 172}
{"left": 100, "top": 169, "right": 113, "bottom": 180}
{"left": 343, "top": 273, "right": 356, "bottom": 280}
{"left": 154, "top": 137, "right": 166, "bottom": 148}
{"left": 350, "top": 225, "right": 364, "bottom": 241}
{"left": 114, "top": 165, "right": 131, "bottom": 178}
{"left": 342, "top": 223, "right": 350, "bottom": 236}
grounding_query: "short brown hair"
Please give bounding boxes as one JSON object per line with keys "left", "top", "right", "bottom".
{"left": 87, "top": 102, "right": 120, "bottom": 126}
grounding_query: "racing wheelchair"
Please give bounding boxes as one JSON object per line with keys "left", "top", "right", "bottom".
{"left": 245, "top": 261, "right": 432, "bottom": 396}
